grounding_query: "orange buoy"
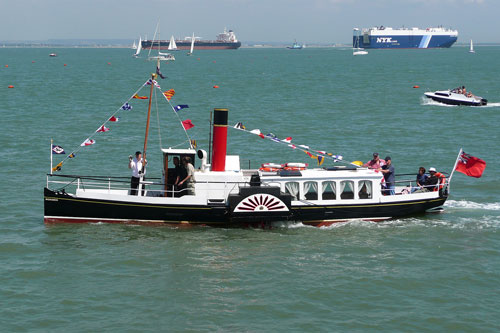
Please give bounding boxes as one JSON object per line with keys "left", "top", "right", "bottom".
{"left": 107, "top": 62, "right": 111, "bottom": 65}
{"left": 213, "top": 85, "right": 219, "bottom": 88}
{"left": 413, "top": 85, "right": 420, "bottom": 88}
{"left": 4, "top": 65, "right": 8, "bottom": 68}
{"left": 64, "top": 64, "right": 67, "bottom": 66}
{"left": 8, "top": 85, "right": 14, "bottom": 88}
{"left": 212, "top": 60, "right": 216, "bottom": 63}
{"left": 197, "top": 58, "right": 200, "bottom": 60}
{"left": 32, "top": 61, "right": 35, "bottom": 63}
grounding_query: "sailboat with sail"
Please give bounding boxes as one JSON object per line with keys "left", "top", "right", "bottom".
{"left": 133, "top": 36, "right": 142, "bottom": 58}
{"left": 187, "top": 33, "right": 195, "bottom": 56}
{"left": 132, "top": 40, "right": 137, "bottom": 50}
{"left": 168, "top": 35, "right": 178, "bottom": 51}
{"left": 353, "top": 28, "right": 368, "bottom": 56}
{"left": 148, "top": 32, "right": 175, "bottom": 61}
{"left": 469, "top": 39, "right": 475, "bottom": 53}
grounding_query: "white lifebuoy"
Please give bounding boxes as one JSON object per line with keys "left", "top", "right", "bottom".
{"left": 284, "top": 162, "right": 308, "bottom": 168}
{"left": 261, "top": 163, "right": 282, "bottom": 169}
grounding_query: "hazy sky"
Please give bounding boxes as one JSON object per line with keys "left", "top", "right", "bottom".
{"left": 0, "top": 0, "right": 497, "bottom": 43}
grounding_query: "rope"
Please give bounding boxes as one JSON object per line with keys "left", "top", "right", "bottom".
{"left": 54, "top": 81, "right": 150, "bottom": 169}
{"left": 230, "top": 125, "right": 354, "bottom": 167}
{"left": 155, "top": 85, "right": 192, "bottom": 148}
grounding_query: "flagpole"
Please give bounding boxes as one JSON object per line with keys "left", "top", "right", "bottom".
{"left": 447, "top": 148, "right": 463, "bottom": 192}
{"left": 50, "top": 138, "right": 53, "bottom": 175}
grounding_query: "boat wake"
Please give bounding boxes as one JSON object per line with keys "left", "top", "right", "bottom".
{"left": 480, "top": 102, "right": 500, "bottom": 108}
{"left": 444, "top": 200, "right": 500, "bottom": 211}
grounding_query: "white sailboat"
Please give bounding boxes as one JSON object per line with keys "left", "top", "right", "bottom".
{"left": 168, "top": 35, "right": 177, "bottom": 51}
{"left": 353, "top": 28, "right": 368, "bottom": 56}
{"left": 133, "top": 36, "right": 142, "bottom": 57}
{"left": 148, "top": 32, "right": 175, "bottom": 62}
{"left": 469, "top": 39, "right": 475, "bottom": 53}
{"left": 187, "top": 32, "right": 195, "bottom": 56}
{"left": 132, "top": 40, "right": 137, "bottom": 50}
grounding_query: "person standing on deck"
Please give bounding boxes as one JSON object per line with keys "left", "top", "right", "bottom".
{"left": 379, "top": 156, "right": 395, "bottom": 195}
{"left": 363, "top": 152, "right": 385, "bottom": 169}
{"left": 178, "top": 156, "right": 195, "bottom": 196}
{"left": 129, "top": 151, "right": 147, "bottom": 196}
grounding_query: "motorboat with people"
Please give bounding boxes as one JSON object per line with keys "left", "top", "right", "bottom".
{"left": 45, "top": 63, "right": 475, "bottom": 228}
{"left": 424, "top": 87, "right": 487, "bottom": 106}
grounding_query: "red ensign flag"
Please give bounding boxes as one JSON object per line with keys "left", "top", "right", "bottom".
{"left": 455, "top": 151, "right": 486, "bottom": 178}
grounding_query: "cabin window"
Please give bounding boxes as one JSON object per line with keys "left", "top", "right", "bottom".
{"left": 340, "top": 180, "right": 354, "bottom": 199}
{"left": 304, "top": 181, "right": 318, "bottom": 200}
{"left": 285, "top": 182, "right": 300, "bottom": 201}
{"left": 321, "top": 181, "right": 336, "bottom": 200}
{"left": 358, "top": 180, "right": 372, "bottom": 199}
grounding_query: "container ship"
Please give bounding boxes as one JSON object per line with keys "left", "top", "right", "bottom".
{"left": 142, "top": 28, "right": 241, "bottom": 50}
{"left": 353, "top": 26, "right": 458, "bottom": 49}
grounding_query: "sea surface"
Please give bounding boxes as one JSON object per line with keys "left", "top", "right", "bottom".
{"left": 1, "top": 46, "right": 499, "bottom": 331}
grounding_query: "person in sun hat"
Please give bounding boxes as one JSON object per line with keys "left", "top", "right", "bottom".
{"left": 379, "top": 156, "right": 395, "bottom": 195}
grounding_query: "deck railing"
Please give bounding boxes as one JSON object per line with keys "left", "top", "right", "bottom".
{"left": 46, "top": 174, "right": 251, "bottom": 200}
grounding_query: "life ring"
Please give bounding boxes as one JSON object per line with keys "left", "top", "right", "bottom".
{"left": 259, "top": 167, "right": 280, "bottom": 172}
{"left": 261, "top": 163, "right": 282, "bottom": 169}
{"left": 284, "top": 162, "right": 308, "bottom": 168}
{"left": 435, "top": 172, "right": 446, "bottom": 191}
{"left": 283, "top": 166, "right": 306, "bottom": 171}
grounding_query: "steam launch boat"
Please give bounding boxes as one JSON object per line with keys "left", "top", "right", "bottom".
{"left": 424, "top": 88, "right": 487, "bottom": 106}
{"left": 353, "top": 26, "right": 458, "bottom": 49}
{"left": 142, "top": 28, "right": 241, "bottom": 50}
{"left": 44, "top": 67, "right": 459, "bottom": 227}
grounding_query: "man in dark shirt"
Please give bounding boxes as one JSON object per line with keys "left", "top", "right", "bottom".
{"left": 173, "top": 156, "right": 187, "bottom": 197}
{"left": 379, "top": 156, "right": 395, "bottom": 195}
{"left": 423, "top": 167, "right": 439, "bottom": 191}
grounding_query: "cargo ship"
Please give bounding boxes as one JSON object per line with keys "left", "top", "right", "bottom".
{"left": 142, "top": 28, "right": 241, "bottom": 50}
{"left": 353, "top": 26, "right": 458, "bottom": 49}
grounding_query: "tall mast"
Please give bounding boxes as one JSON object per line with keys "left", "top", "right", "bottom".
{"left": 143, "top": 71, "right": 157, "bottom": 168}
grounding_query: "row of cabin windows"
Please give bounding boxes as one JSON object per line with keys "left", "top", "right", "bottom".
{"left": 284, "top": 180, "right": 373, "bottom": 201}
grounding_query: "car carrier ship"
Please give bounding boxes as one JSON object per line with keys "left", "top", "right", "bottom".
{"left": 353, "top": 26, "right": 458, "bottom": 49}
{"left": 142, "top": 28, "right": 241, "bottom": 50}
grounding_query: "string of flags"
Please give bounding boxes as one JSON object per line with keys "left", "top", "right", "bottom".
{"left": 52, "top": 76, "right": 194, "bottom": 172}
{"left": 232, "top": 122, "right": 343, "bottom": 166}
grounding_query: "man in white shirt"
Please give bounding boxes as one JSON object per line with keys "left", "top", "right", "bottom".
{"left": 128, "top": 151, "right": 147, "bottom": 195}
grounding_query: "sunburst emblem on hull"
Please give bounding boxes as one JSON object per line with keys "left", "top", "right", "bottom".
{"left": 234, "top": 194, "right": 289, "bottom": 212}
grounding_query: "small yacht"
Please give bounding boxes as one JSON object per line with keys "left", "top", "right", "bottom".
{"left": 424, "top": 88, "right": 487, "bottom": 106}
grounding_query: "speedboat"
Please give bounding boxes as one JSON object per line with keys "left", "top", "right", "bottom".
{"left": 424, "top": 90, "right": 487, "bottom": 106}
{"left": 49, "top": 53, "right": 57, "bottom": 57}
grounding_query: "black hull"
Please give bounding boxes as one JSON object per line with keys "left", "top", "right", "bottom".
{"left": 44, "top": 188, "right": 447, "bottom": 227}
{"left": 426, "top": 95, "right": 487, "bottom": 106}
{"left": 141, "top": 40, "right": 241, "bottom": 50}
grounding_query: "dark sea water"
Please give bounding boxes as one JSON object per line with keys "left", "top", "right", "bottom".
{"left": 1, "top": 46, "right": 499, "bottom": 331}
